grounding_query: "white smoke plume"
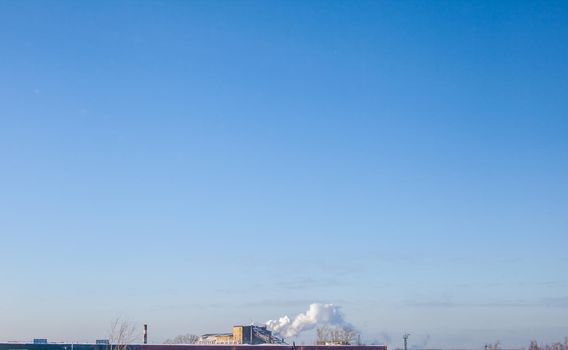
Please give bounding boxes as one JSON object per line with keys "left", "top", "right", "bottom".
{"left": 265, "top": 303, "right": 354, "bottom": 338}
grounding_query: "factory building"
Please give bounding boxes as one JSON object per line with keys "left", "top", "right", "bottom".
{"left": 197, "top": 325, "right": 283, "bottom": 344}
{"left": 0, "top": 344, "right": 387, "bottom": 350}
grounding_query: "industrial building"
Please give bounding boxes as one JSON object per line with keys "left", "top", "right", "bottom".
{"left": 0, "top": 344, "right": 386, "bottom": 350}
{"left": 197, "top": 325, "right": 283, "bottom": 344}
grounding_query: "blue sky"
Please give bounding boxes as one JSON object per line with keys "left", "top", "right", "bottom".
{"left": 0, "top": 0, "right": 567, "bottom": 347}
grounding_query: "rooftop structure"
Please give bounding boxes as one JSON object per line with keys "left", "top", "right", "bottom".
{"left": 197, "top": 325, "right": 283, "bottom": 345}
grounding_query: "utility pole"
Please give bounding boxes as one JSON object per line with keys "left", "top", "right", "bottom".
{"left": 403, "top": 333, "right": 410, "bottom": 350}
{"left": 143, "top": 324, "right": 148, "bottom": 344}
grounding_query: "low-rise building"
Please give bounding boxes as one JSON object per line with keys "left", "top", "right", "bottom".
{"left": 197, "top": 325, "right": 282, "bottom": 344}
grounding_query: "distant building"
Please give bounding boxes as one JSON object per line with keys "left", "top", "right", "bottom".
{"left": 198, "top": 333, "right": 234, "bottom": 344}
{"left": 197, "top": 325, "right": 283, "bottom": 344}
{"left": 1, "top": 343, "right": 388, "bottom": 350}
{"left": 33, "top": 339, "right": 48, "bottom": 344}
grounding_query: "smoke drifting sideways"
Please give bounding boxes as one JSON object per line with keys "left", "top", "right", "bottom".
{"left": 266, "top": 303, "right": 355, "bottom": 339}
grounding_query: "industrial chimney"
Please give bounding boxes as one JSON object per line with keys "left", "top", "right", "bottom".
{"left": 144, "top": 324, "right": 148, "bottom": 344}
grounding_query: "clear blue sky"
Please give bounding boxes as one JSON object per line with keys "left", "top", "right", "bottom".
{"left": 1, "top": 0, "right": 567, "bottom": 347}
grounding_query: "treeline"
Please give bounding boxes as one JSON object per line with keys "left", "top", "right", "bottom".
{"left": 481, "top": 338, "right": 568, "bottom": 350}
{"left": 528, "top": 338, "right": 568, "bottom": 350}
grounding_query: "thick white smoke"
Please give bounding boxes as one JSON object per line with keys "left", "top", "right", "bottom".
{"left": 265, "top": 303, "right": 353, "bottom": 338}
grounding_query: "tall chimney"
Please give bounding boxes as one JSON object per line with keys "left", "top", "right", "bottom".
{"left": 144, "top": 324, "right": 148, "bottom": 344}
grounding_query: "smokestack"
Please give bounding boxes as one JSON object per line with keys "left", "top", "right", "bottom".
{"left": 144, "top": 324, "right": 148, "bottom": 344}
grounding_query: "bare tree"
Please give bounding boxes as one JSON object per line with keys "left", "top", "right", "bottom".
{"left": 485, "top": 341, "right": 501, "bottom": 350}
{"left": 316, "top": 326, "right": 359, "bottom": 345}
{"left": 334, "top": 327, "right": 358, "bottom": 345}
{"left": 525, "top": 338, "right": 568, "bottom": 350}
{"left": 164, "top": 334, "right": 199, "bottom": 344}
{"left": 109, "top": 318, "right": 137, "bottom": 350}
{"left": 316, "top": 326, "right": 330, "bottom": 345}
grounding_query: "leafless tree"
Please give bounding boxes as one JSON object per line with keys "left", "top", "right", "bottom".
{"left": 164, "top": 334, "right": 199, "bottom": 344}
{"left": 336, "top": 327, "right": 358, "bottom": 345}
{"left": 485, "top": 341, "right": 501, "bottom": 350}
{"left": 529, "top": 338, "right": 568, "bottom": 350}
{"left": 108, "top": 318, "right": 137, "bottom": 350}
{"left": 316, "top": 326, "right": 359, "bottom": 345}
{"left": 316, "top": 326, "right": 329, "bottom": 345}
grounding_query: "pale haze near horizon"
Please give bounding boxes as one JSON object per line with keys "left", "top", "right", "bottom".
{"left": 0, "top": 0, "right": 567, "bottom": 348}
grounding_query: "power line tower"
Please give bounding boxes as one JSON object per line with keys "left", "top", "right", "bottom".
{"left": 403, "top": 333, "right": 410, "bottom": 350}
